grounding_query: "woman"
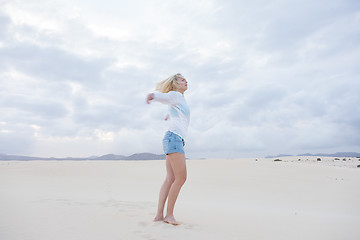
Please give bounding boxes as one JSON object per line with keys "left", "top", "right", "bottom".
{"left": 146, "top": 73, "right": 190, "bottom": 225}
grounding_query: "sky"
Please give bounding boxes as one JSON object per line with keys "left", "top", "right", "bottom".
{"left": 0, "top": 0, "right": 359, "bottom": 158}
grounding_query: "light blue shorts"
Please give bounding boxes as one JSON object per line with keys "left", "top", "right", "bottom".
{"left": 162, "top": 131, "right": 185, "bottom": 155}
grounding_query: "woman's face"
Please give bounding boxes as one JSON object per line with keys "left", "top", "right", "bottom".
{"left": 176, "top": 77, "right": 188, "bottom": 92}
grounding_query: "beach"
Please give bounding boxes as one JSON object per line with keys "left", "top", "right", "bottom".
{"left": 1, "top": 157, "right": 359, "bottom": 240}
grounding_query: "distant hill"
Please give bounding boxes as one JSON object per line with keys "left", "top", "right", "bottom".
{"left": 127, "top": 153, "right": 166, "bottom": 160}
{"left": 95, "top": 154, "right": 127, "bottom": 160}
{"left": 0, "top": 153, "right": 166, "bottom": 161}
{"left": 0, "top": 154, "right": 46, "bottom": 160}
{"left": 266, "top": 152, "right": 360, "bottom": 158}
{"left": 265, "top": 154, "right": 293, "bottom": 158}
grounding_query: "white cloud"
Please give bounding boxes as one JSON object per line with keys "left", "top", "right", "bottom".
{"left": 0, "top": 0, "right": 359, "bottom": 157}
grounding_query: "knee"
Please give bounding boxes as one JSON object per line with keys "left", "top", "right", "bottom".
{"left": 175, "top": 174, "right": 187, "bottom": 185}
{"left": 166, "top": 176, "right": 175, "bottom": 184}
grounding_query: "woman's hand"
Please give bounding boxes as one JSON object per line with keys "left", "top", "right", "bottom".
{"left": 146, "top": 93, "right": 154, "bottom": 104}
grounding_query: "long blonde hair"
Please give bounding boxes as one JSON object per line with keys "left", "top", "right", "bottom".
{"left": 155, "top": 73, "right": 184, "bottom": 93}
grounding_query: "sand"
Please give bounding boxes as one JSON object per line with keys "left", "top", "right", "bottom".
{"left": 0, "top": 157, "right": 359, "bottom": 240}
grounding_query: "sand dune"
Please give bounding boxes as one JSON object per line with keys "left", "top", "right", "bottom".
{"left": 1, "top": 158, "right": 359, "bottom": 240}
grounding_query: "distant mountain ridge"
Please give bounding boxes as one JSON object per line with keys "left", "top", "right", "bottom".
{"left": 2, "top": 152, "right": 359, "bottom": 160}
{"left": 266, "top": 152, "right": 360, "bottom": 158}
{"left": 0, "top": 153, "right": 166, "bottom": 161}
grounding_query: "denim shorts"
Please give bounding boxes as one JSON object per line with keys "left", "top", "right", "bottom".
{"left": 162, "top": 131, "right": 185, "bottom": 155}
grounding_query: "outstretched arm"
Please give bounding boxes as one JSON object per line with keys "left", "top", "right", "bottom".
{"left": 147, "top": 91, "right": 180, "bottom": 105}
{"left": 146, "top": 93, "right": 155, "bottom": 104}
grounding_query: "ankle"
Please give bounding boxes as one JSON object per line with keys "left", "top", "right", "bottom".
{"left": 154, "top": 214, "right": 164, "bottom": 221}
{"left": 156, "top": 213, "right": 164, "bottom": 218}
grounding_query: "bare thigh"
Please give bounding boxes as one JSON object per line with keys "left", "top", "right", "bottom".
{"left": 167, "top": 153, "right": 187, "bottom": 180}
{"left": 165, "top": 157, "right": 175, "bottom": 181}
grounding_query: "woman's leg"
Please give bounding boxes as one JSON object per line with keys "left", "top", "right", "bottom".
{"left": 154, "top": 157, "right": 175, "bottom": 221}
{"left": 164, "top": 152, "right": 187, "bottom": 225}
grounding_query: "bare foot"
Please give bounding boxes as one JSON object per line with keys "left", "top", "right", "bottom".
{"left": 164, "top": 215, "right": 180, "bottom": 225}
{"left": 153, "top": 216, "right": 164, "bottom": 222}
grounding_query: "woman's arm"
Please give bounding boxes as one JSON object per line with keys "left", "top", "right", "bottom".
{"left": 146, "top": 91, "right": 179, "bottom": 105}
{"left": 146, "top": 93, "right": 154, "bottom": 104}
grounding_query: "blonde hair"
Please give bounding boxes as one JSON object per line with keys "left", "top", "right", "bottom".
{"left": 155, "top": 73, "right": 185, "bottom": 93}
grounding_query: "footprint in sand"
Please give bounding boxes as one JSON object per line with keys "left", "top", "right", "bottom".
{"left": 138, "top": 221, "right": 150, "bottom": 227}
{"left": 140, "top": 233, "right": 157, "bottom": 240}
{"left": 134, "top": 229, "right": 159, "bottom": 240}
{"left": 183, "top": 223, "right": 195, "bottom": 229}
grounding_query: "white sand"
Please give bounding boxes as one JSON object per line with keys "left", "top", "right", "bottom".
{"left": 1, "top": 158, "right": 359, "bottom": 240}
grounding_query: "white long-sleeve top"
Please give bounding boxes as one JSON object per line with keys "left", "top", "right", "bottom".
{"left": 153, "top": 91, "right": 190, "bottom": 140}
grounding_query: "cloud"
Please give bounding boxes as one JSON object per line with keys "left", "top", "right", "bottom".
{"left": 0, "top": 43, "right": 113, "bottom": 83}
{"left": 0, "top": 0, "right": 359, "bottom": 157}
